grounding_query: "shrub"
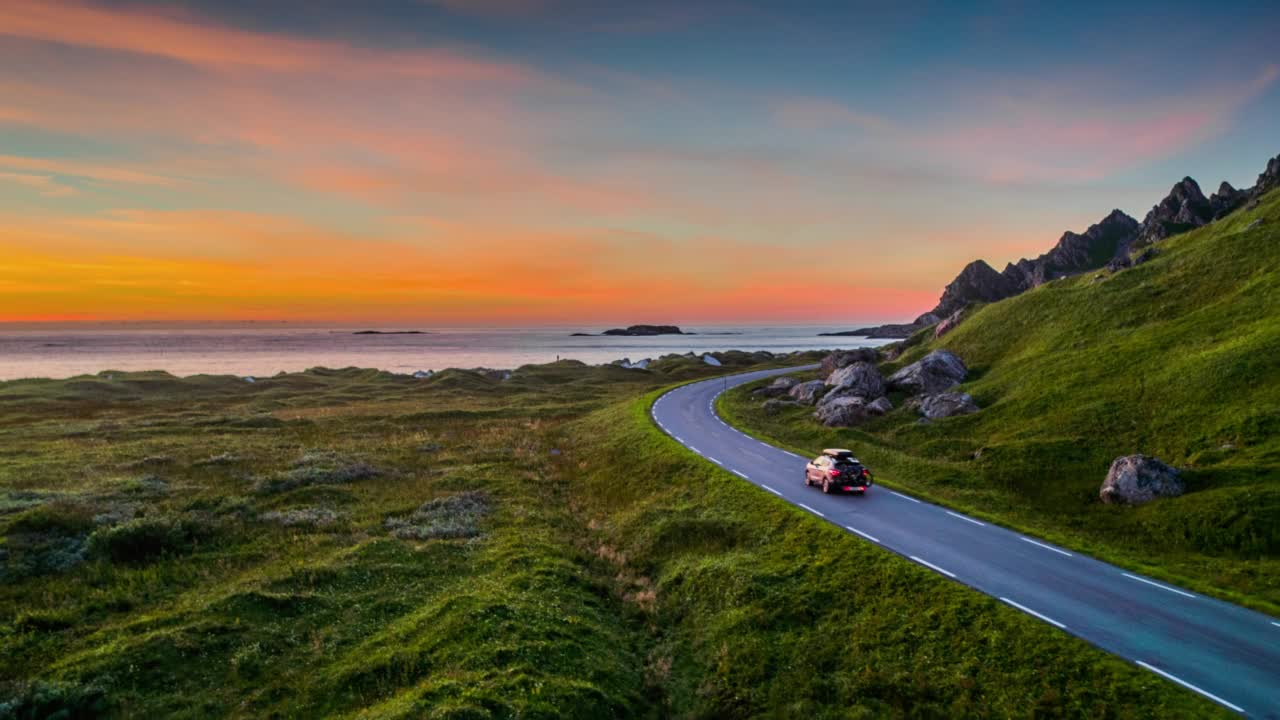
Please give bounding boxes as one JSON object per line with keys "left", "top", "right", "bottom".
{"left": 260, "top": 507, "right": 343, "bottom": 527}
{"left": 386, "top": 491, "right": 492, "bottom": 540}
{"left": 252, "top": 450, "right": 380, "bottom": 494}
{"left": 87, "top": 516, "right": 205, "bottom": 564}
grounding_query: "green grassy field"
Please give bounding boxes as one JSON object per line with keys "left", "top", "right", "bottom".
{"left": 0, "top": 348, "right": 1224, "bottom": 716}
{"left": 721, "top": 189, "right": 1280, "bottom": 614}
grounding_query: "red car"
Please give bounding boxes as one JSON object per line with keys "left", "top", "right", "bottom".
{"left": 805, "top": 448, "right": 873, "bottom": 494}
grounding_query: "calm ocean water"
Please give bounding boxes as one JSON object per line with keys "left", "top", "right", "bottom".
{"left": 0, "top": 326, "right": 890, "bottom": 380}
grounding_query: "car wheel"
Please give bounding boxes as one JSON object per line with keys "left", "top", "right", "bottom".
{"left": 822, "top": 478, "right": 831, "bottom": 494}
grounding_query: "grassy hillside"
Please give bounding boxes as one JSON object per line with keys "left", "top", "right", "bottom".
{"left": 722, "top": 189, "right": 1280, "bottom": 611}
{"left": 0, "top": 355, "right": 1221, "bottom": 716}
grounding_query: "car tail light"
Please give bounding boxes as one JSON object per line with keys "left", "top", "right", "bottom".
{"left": 830, "top": 470, "right": 840, "bottom": 477}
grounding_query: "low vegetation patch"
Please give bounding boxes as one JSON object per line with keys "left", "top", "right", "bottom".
{"left": 385, "top": 490, "right": 491, "bottom": 540}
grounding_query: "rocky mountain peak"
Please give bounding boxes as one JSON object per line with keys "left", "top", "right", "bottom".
{"left": 932, "top": 259, "right": 1021, "bottom": 318}
{"left": 1256, "top": 153, "right": 1280, "bottom": 196}
{"left": 1134, "top": 176, "right": 1214, "bottom": 247}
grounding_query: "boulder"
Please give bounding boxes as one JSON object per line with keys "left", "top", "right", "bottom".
{"left": 788, "top": 380, "right": 827, "bottom": 405}
{"left": 1246, "top": 218, "right": 1265, "bottom": 231}
{"left": 819, "top": 348, "right": 880, "bottom": 377}
{"left": 753, "top": 376, "right": 800, "bottom": 398}
{"left": 917, "top": 392, "right": 979, "bottom": 419}
{"left": 1099, "top": 455, "right": 1184, "bottom": 505}
{"left": 762, "top": 398, "right": 801, "bottom": 416}
{"left": 866, "top": 396, "right": 894, "bottom": 415}
{"left": 933, "top": 307, "right": 966, "bottom": 338}
{"left": 825, "top": 361, "right": 885, "bottom": 398}
{"left": 1132, "top": 247, "right": 1158, "bottom": 266}
{"left": 702, "top": 354, "right": 722, "bottom": 367}
{"left": 888, "top": 350, "right": 968, "bottom": 395}
{"left": 814, "top": 394, "right": 870, "bottom": 427}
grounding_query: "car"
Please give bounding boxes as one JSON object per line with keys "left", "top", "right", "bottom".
{"left": 804, "top": 448, "right": 873, "bottom": 494}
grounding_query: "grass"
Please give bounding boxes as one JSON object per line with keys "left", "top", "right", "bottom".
{"left": 720, "top": 188, "right": 1280, "bottom": 614}
{"left": 0, "top": 346, "right": 1226, "bottom": 715}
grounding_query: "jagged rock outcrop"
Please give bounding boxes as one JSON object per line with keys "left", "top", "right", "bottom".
{"left": 1209, "top": 181, "right": 1249, "bottom": 220}
{"left": 1255, "top": 153, "right": 1280, "bottom": 197}
{"left": 888, "top": 350, "right": 968, "bottom": 395}
{"left": 825, "top": 361, "right": 885, "bottom": 398}
{"left": 1099, "top": 455, "right": 1184, "bottom": 505}
{"left": 917, "top": 392, "right": 979, "bottom": 420}
{"left": 788, "top": 380, "right": 827, "bottom": 405}
{"left": 819, "top": 348, "right": 879, "bottom": 377}
{"left": 1001, "top": 209, "right": 1140, "bottom": 292}
{"left": 1133, "top": 177, "right": 1214, "bottom": 248}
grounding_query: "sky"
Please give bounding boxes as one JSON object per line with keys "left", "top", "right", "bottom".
{"left": 1, "top": 0, "right": 1278, "bottom": 326}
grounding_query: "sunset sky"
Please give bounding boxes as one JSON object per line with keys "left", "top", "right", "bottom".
{"left": 2, "top": 0, "right": 1278, "bottom": 325}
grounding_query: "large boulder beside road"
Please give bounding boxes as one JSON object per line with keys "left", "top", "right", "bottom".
{"left": 825, "top": 361, "right": 885, "bottom": 398}
{"left": 917, "top": 392, "right": 979, "bottom": 420}
{"left": 1099, "top": 455, "right": 1184, "bottom": 505}
{"left": 788, "top": 380, "right": 828, "bottom": 405}
{"left": 814, "top": 395, "right": 870, "bottom": 427}
{"left": 888, "top": 350, "right": 968, "bottom": 395}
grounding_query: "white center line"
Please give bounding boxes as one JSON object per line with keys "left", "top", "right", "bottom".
{"left": 890, "top": 490, "right": 922, "bottom": 504}
{"left": 762, "top": 484, "right": 783, "bottom": 496}
{"left": 947, "top": 511, "right": 985, "bottom": 527}
{"left": 1135, "top": 662, "right": 1244, "bottom": 713}
{"left": 909, "top": 555, "right": 956, "bottom": 578}
{"left": 999, "top": 597, "right": 1067, "bottom": 629}
{"left": 796, "top": 503, "right": 825, "bottom": 518}
{"left": 845, "top": 526, "right": 880, "bottom": 543}
{"left": 1020, "top": 537, "right": 1073, "bottom": 557}
{"left": 1122, "top": 573, "right": 1195, "bottom": 599}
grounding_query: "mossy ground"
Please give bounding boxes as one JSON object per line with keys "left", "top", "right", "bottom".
{"left": 722, "top": 189, "right": 1280, "bottom": 614}
{"left": 0, "top": 347, "right": 1224, "bottom": 716}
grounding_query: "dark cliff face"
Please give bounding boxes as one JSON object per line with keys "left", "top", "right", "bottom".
{"left": 1256, "top": 153, "right": 1280, "bottom": 196}
{"left": 1134, "top": 177, "right": 1214, "bottom": 247}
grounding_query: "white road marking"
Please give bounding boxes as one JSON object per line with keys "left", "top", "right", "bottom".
{"left": 762, "top": 485, "right": 783, "bottom": 497}
{"left": 947, "top": 511, "right": 985, "bottom": 527}
{"left": 708, "top": 457, "right": 722, "bottom": 465}
{"left": 1272, "top": 621, "right": 1280, "bottom": 628}
{"left": 732, "top": 470, "right": 749, "bottom": 480}
{"left": 909, "top": 555, "right": 956, "bottom": 578}
{"left": 675, "top": 436, "right": 686, "bottom": 444}
{"left": 796, "top": 503, "right": 825, "bottom": 518}
{"left": 890, "top": 491, "right": 922, "bottom": 504}
{"left": 1000, "top": 597, "right": 1067, "bottom": 629}
{"left": 689, "top": 447, "right": 702, "bottom": 454}
{"left": 845, "top": 526, "right": 880, "bottom": 543}
{"left": 1122, "top": 573, "right": 1195, "bottom": 599}
{"left": 1020, "top": 537, "right": 1073, "bottom": 557}
{"left": 1136, "top": 661, "right": 1244, "bottom": 713}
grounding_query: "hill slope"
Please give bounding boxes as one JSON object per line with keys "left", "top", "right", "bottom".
{"left": 724, "top": 188, "right": 1280, "bottom": 609}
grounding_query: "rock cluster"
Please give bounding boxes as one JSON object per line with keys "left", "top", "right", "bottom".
{"left": 763, "top": 348, "right": 977, "bottom": 427}
{"left": 1099, "top": 455, "right": 1184, "bottom": 505}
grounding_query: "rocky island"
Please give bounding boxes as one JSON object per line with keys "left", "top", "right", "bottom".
{"left": 572, "top": 325, "right": 687, "bottom": 336}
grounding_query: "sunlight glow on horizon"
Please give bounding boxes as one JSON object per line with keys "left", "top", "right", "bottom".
{"left": 1, "top": 0, "right": 1277, "bottom": 324}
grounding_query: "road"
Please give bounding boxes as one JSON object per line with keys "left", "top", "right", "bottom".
{"left": 652, "top": 365, "right": 1280, "bottom": 718}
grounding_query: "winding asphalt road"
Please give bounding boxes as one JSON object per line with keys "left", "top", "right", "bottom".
{"left": 652, "top": 366, "right": 1280, "bottom": 718}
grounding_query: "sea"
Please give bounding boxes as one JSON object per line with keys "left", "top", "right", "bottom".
{"left": 0, "top": 325, "right": 890, "bottom": 381}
